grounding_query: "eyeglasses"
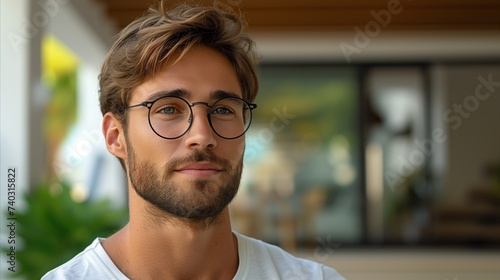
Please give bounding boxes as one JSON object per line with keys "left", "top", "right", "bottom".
{"left": 126, "top": 96, "right": 257, "bottom": 140}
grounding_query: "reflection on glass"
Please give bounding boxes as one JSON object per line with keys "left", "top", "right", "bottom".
{"left": 365, "top": 67, "right": 429, "bottom": 244}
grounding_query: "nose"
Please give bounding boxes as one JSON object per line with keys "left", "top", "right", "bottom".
{"left": 183, "top": 106, "right": 217, "bottom": 150}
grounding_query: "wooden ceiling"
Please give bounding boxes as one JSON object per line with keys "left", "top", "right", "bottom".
{"left": 95, "top": 0, "right": 500, "bottom": 32}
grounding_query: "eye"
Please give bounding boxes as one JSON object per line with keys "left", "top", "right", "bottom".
{"left": 212, "top": 106, "right": 233, "bottom": 115}
{"left": 153, "top": 104, "right": 186, "bottom": 120}
{"left": 159, "top": 106, "right": 177, "bottom": 114}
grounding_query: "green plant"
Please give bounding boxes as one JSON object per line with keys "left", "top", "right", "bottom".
{"left": 2, "top": 182, "right": 128, "bottom": 279}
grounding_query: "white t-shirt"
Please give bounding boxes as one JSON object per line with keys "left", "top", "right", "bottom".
{"left": 42, "top": 232, "right": 345, "bottom": 280}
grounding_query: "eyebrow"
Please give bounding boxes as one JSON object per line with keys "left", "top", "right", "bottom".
{"left": 146, "top": 89, "right": 189, "bottom": 102}
{"left": 145, "top": 89, "right": 241, "bottom": 103}
{"left": 209, "top": 90, "right": 241, "bottom": 100}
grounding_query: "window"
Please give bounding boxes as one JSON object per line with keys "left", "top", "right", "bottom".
{"left": 230, "top": 62, "right": 441, "bottom": 250}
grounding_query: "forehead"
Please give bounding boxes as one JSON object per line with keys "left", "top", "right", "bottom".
{"left": 131, "top": 46, "right": 242, "bottom": 104}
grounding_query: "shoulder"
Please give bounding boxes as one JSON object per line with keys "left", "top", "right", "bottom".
{"left": 41, "top": 238, "right": 126, "bottom": 280}
{"left": 234, "top": 232, "right": 345, "bottom": 280}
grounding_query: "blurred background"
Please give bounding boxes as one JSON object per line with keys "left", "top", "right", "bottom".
{"left": 1, "top": 0, "right": 500, "bottom": 279}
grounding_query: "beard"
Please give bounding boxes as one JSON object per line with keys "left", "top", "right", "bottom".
{"left": 127, "top": 143, "right": 242, "bottom": 223}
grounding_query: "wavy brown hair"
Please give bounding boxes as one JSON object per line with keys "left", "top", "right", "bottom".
{"left": 99, "top": 1, "right": 259, "bottom": 122}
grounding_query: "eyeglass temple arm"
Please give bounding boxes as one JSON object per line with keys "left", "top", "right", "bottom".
{"left": 126, "top": 102, "right": 150, "bottom": 110}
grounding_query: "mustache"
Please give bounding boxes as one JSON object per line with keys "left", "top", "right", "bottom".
{"left": 165, "top": 150, "right": 231, "bottom": 172}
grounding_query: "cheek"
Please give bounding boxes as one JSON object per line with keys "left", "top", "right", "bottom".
{"left": 127, "top": 118, "right": 178, "bottom": 159}
{"left": 237, "top": 139, "right": 246, "bottom": 156}
{"left": 226, "top": 138, "right": 246, "bottom": 162}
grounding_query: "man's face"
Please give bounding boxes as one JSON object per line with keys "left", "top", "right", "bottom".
{"left": 123, "top": 46, "right": 246, "bottom": 220}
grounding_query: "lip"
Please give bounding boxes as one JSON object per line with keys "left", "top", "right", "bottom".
{"left": 174, "top": 161, "right": 223, "bottom": 178}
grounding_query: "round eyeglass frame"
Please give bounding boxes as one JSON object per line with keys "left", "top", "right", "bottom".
{"left": 126, "top": 95, "right": 257, "bottom": 140}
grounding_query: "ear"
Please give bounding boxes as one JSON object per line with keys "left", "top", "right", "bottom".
{"left": 102, "top": 112, "right": 127, "bottom": 161}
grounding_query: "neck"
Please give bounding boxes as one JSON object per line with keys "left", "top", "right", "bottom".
{"left": 103, "top": 189, "right": 239, "bottom": 280}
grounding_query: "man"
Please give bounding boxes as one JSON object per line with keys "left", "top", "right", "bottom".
{"left": 43, "top": 2, "right": 344, "bottom": 279}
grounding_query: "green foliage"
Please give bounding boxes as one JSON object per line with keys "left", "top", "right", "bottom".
{"left": 2, "top": 182, "right": 128, "bottom": 279}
